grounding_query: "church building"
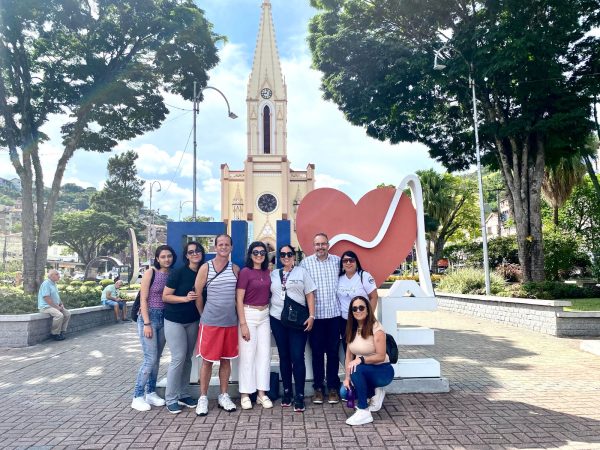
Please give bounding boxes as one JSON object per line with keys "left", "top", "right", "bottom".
{"left": 220, "top": 0, "right": 315, "bottom": 251}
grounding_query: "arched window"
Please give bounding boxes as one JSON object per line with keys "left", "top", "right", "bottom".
{"left": 263, "top": 105, "right": 271, "bottom": 154}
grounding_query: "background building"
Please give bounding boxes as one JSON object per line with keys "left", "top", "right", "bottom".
{"left": 220, "top": 0, "right": 314, "bottom": 250}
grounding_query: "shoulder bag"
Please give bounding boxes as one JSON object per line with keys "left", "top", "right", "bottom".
{"left": 131, "top": 268, "right": 156, "bottom": 322}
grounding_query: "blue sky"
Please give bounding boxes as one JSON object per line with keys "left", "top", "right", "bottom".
{"left": 0, "top": 0, "right": 441, "bottom": 220}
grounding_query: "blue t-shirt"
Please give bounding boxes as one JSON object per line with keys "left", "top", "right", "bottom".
{"left": 38, "top": 279, "right": 61, "bottom": 309}
{"left": 101, "top": 284, "right": 120, "bottom": 304}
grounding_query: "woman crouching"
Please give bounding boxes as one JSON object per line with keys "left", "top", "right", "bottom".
{"left": 343, "top": 295, "right": 394, "bottom": 426}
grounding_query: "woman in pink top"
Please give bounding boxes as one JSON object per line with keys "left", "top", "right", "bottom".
{"left": 235, "top": 241, "right": 273, "bottom": 410}
{"left": 343, "top": 295, "right": 394, "bottom": 426}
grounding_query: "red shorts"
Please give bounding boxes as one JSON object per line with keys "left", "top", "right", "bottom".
{"left": 197, "top": 324, "right": 238, "bottom": 362}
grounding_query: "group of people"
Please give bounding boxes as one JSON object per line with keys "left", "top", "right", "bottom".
{"left": 131, "top": 233, "right": 395, "bottom": 426}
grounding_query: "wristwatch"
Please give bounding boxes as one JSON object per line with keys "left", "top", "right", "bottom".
{"left": 359, "top": 356, "right": 366, "bottom": 364}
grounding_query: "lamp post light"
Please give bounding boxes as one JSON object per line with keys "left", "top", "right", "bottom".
{"left": 192, "top": 82, "right": 238, "bottom": 221}
{"left": 178, "top": 200, "right": 193, "bottom": 221}
{"left": 434, "top": 44, "right": 491, "bottom": 295}
{"left": 147, "top": 180, "right": 162, "bottom": 262}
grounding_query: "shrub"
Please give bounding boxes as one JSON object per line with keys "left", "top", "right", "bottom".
{"left": 543, "top": 229, "right": 590, "bottom": 281}
{"left": 99, "top": 279, "right": 114, "bottom": 287}
{"left": 69, "top": 280, "right": 83, "bottom": 287}
{"left": 506, "top": 281, "right": 600, "bottom": 300}
{"left": 495, "top": 263, "right": 522, "bottom": 282}
{"left": 437, "top": 268, "right": 506, "bottom": 295}
{"left": 83, "top": 280, "right": 97, "bottom": 287}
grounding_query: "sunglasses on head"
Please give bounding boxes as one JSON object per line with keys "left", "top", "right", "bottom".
{"left": 187, "top": 249, "right": 202, "bottom": 255}
{"left": 352, "top": 305, "right": 366, "bottom": 312}
{"left": 279, "top": 251, "right": 294, "bottom": 258}
{"left": 342, "top": 257, "right": 356, "bottom": 264}
{"left": 252, "top": 250, "right": 267, "bottom": 256}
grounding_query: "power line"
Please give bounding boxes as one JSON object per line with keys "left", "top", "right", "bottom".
{"left": 161, "top": 124, "right": 194, "bottom": 195}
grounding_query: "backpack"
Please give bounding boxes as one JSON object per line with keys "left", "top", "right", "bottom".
{"left": 386, "top": 333, "right": 399, "bottom": 364}
{"left": 131, "top": 269, "right": 156, "bottom": 322}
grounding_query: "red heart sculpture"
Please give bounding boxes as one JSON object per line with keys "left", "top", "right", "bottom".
{"left": 296, "top": 187, "right": 417, "bottom": 286}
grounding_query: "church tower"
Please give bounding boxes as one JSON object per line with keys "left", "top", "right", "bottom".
{"left": 221, "top": 0, "right": 315, "bottom": 250}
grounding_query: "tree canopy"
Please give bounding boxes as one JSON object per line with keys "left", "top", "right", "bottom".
{"left": 308, "top": 0, "right": 600, "bottom": 281}
{"left": 0, "top": 0, "right": 222, "bottom": 292}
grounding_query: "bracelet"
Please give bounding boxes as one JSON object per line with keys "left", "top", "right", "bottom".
{"left": 144, "top": 323, "right": 151, "bottom": 326}
{"left": 309, "top": 315, "right": 315, "bottom": 320}
{"left": 240, "top": 322, "right": 247, "bottom": 326}
{"left": 359, "top": 356, "right": 365, "bottom": 364}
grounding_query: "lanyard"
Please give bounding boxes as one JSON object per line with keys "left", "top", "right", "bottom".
{"left": 281, "top": 267, "right": 293, "bottom": 291}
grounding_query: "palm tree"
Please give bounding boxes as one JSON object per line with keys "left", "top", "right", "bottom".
{"left": 542, "top": 154, "right": 587, "bottom": 227}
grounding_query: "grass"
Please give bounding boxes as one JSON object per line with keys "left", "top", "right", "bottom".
{"left": 563, "top": 298, "right": 600, "bottom": 312}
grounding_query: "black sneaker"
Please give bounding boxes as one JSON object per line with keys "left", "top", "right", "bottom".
{"left": 281, "top": 390, "right": 292, "bottom": 407}
{"left": 178, "top": 396, "right": 197, "bottom": 408}
{"left": 294, "top": 395, "right": 305, "bottom": 412}
{"left": 52, "top": 334, "right": 65, "bottom": 341}
{"left": 167, "top": 403, "right": 182, "bottom": 414}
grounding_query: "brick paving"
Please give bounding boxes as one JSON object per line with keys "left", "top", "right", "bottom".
{"left": 1, "top": 310, "right": 600, "bottom": 449}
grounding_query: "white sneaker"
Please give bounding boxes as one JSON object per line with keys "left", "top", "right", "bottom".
{"left": 145, "top": 392, "right": 166, "bottom": 407}
{"left": 368, "top": 387, "right": 385, "bottom": 412}
{"left": 346, "top": 408, "right": 373, "bottom": 426}
{"left": 196, "top": 395, "right": 208, "bottom": 416}
{"left": 131, "top": 396, "right": 151, "bottom": 412}
{"left": 218, "top": 393, "right": 236, "bottom": 412}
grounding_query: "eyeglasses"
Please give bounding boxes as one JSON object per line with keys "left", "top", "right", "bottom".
{"left": 252, "top": 250, "right": 267, "bottom": 256}
{"left": 352, "top": 305, "right": 366, "bottom": 313}
{"left": 279, "top": 251, "right": 294, "bottom": 258}
{"left": 314, "top": 242, "right": 329, "bottom": 247}
{"left": 187, "top": 249, "right": 203, "bottom": 256}
{"left": 342, "top": 257, "right": 356, "bottom": 264}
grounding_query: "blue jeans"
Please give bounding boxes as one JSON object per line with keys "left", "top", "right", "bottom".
{"left": 133, "top": 308, "right": 166, "bottom": 398}
{"left": 309, "top": 317, "right": 341, "bottom": 391}
{"left": 270, "top": 315, "right": 308, "bottom": 397}
{"left": 350, "top": 363, "right": 394, "bottom": 409}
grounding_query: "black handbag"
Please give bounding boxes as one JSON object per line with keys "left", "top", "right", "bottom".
{"left": 279, "top": 269, "right": 309, "bottom": 330}
{"left": 131, "top": 268, "right": 156, "bottom": 322}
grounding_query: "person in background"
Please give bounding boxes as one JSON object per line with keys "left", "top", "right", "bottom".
{"left": 162, "top": 241, "right": 204, "bottom": 414}
{"left": 337, "top": 250, "right": 378, "bottom": 354}
{"left": 236, "top": 241, "right": 272, "bottom": 410}
{"left": 270, "top": 244, "right": 316, "bottom": 412}
{"left": 101, "top": 278, "right": 130, "bottom": 322}
{"left": 300, "top": 232, "right": 341, "bottom": 404}
{"left": 343, "top": 296, "right": 394, "bottom": 426}
{"left": 131, "top": 245, "right": 176, "bottom": 412}
{"left": 38, "top": 269, "right": 71, "bottom": 341}
{"left": 194, "top": 234, "right": 240, "bottom": 416}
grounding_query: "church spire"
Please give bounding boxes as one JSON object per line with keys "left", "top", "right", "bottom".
{"left": 246, "top": 0, "right": 287, "bottom": 157}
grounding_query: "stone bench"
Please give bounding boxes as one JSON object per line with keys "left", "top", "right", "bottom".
{"left": 0, "top": 302, "right": 133, "bottom": 348}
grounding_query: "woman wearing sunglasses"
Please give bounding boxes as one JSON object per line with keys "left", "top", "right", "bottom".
{"left": 162, "top": 241, "right": 205, "bottom": 414}
{"left": 235, "top": 241, "right": 273, "bottom": 410}
{"left": 343, "top": 296, "right": 394, "bottom": 426}
{"left": 270, "top": 244, "right": 316, "bottom": 412}
{"left": 337, "top": 250, "right": 378, "bottom": 353}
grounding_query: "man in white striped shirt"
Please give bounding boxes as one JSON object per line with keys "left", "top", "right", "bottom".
{"left": 300, "top": 233, "right": 341, "bottom": 404}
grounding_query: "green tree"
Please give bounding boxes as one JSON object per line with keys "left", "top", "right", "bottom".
{"left": 417, "top": 169, "right": 478, "bottom": 273}
{"left": 0, "top": 0, "right": 222, "bottom": 292}
{"left": 55, "top": 183, "right": 97, "bottom": 213}
{"left": 308, "top": 0, "right": 598, "bottom": 282}
{"left": 542, "top": 154, "right": 586, "bottom": 227}
{"left": 51, "top": 210, "right": 130, "bottom": 265}
{"left": 91, "top": 150, "right": 144, "bottom": 221}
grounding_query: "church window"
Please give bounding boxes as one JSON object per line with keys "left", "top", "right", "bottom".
{"left": 263, "top": 105, "right": 271, "bottom": 154}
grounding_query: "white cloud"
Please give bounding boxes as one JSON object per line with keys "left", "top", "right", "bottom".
{"left": 315, "top": 173, "right": 349, "bottom": 190}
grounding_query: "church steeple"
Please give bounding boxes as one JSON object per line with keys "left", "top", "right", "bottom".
{"left": 247, "top": 0, "right": 287, "bottom": 157}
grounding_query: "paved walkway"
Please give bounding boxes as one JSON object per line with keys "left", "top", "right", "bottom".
{"left": 1, "top": 310, "right": 600, "bottom": 449}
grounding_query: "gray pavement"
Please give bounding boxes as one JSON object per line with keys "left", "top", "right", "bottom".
{"left": 1, "top": 310, "right": 600, "bottom": 449}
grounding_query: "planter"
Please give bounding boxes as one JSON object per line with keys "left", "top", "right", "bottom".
{"left": 435, "top": 292, "right": 600, "bottom": 337}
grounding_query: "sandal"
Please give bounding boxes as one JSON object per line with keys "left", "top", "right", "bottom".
{"left": 240, "top": 396, "right": 252, "bottom": 410}
{"left": 257, "top": 395, "right": 273, "bottom": 409}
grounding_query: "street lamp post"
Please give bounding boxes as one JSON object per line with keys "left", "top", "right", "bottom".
{"left": 147, "top": 180, "right": 162, "bottom": 262}
{"left": 179, "top": 200, "right": 193, "bottom": 221}
{"left": 434, "top": 44, "right": 491, "bottom": 295}
{"left": 192, "top": 82, "right": 238, "bottom": 221}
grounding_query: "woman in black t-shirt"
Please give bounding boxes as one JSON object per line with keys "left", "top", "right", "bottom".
{"left": 162, "top": 241, "right": 205, "bottom": 414}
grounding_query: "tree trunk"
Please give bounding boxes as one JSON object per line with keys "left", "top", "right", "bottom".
{"left": 431, "top": 237, "right": 446, "bottom": 274}
{"left": 553, "top": 206, "right": 559, "bottom": 227}
{"left": 496, "top": 137, "right": 545, "bottom": 282}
